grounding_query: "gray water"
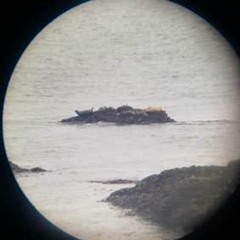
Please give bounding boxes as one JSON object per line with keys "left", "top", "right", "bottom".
{"left": 3, "top": 0, "right": 240, "bottom": 239}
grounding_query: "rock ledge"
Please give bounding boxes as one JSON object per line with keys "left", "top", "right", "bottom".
{"left": 9, "top": 161, "right": 47, "bottom": 173}
{"left": 106, "top": 160, "right": 240, "bottom": 232}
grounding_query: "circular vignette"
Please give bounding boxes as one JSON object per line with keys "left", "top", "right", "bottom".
{"left": 1, "top": 1, "right": 240, "bottom": 240}
{"left": 0, "top": 2, "right": 93, "bottom": 240}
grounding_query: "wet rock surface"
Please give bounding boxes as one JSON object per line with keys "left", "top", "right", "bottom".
{"left": 61, "top": 105, "right": 175, "bottom": 125}
{"left": 106, "top": 160, "right": 240, "bottom": 232}
{"left": 9, "top": 161, "right": 47, "bottom": 173}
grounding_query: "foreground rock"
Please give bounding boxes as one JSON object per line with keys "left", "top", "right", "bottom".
{"left": 106, "top": 160, "right": 240, "bottom": 233}
{"left": 9, "top": 161, "right": 47, "bottom": 173}
{"left": 61, "top": 105, "right": 175, "bottom": 125}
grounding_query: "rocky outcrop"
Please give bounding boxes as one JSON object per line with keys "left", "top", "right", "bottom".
{"left": 61, "top": 105, "right": 175, "bottom": 124}
{"left": 106, "top": 160, "right": 240, "bottom": 233}
{"left": 9, "top": 161, "right": 47, "bottom": 173}
{"left": 88, "top": 179, "right": 139, "bottom": 184}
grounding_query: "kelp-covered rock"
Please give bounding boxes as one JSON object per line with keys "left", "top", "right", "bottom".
{"left": 9, "top": 161, "right": 47, "bottom": 173}
{"left": 61, "top": 105, "right": 175, "bottom": 124}
{"left": 106, "top": 160, "right": 240, "bottom": 232}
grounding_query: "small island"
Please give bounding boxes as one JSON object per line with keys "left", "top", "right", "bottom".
{"left": 105, "top": 160, "right": 240, "bottom": 233}
{"left": 61, "top": 105, "right": 175, "bottom": 124}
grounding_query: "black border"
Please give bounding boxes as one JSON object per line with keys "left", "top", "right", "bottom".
{"left": 0, "top": 1, "right": 240, "bottom": 240}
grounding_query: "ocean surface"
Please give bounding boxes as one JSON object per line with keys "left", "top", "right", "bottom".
{"left": 3, "top": 0, "right": 240, "bottom": 239}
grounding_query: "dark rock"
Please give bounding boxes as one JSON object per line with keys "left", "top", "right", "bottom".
{"left": 88, "top": 179, "right": 139, "bottom": 184}
{"left": 116, "top": 105, "right": 134, "bottom": 113}
{"left": 9, "top": 161, "right": 47, "bottom": 173}
{"left": 61, "top": 105, "right": 175, "bottom": 125}
{"left": 30, "top": 167, "right": 47, "bottom": 173}
{"left": 105, "top": 160, "right": 240, "bottom": 233}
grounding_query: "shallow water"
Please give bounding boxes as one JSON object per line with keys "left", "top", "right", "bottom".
{"left": 3, "top": 0, "right": 240, "bottom": 239}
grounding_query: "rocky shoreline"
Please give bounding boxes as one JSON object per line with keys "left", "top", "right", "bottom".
{"left": 61, "top": 105, "right": 175, "bottom": 125}
{"left": 9, "top": 161, "right": 47, "bottom": 173}
{"left": 106, "top": 160, "right": 240, "bottom": 233}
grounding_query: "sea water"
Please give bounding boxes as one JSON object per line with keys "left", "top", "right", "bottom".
{"left": 3, "top": 0, "right": 240, "bottom": 239}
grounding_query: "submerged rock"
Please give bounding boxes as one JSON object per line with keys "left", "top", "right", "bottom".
{"left": 9, "top": 161, "right": 47, "bottom": 173}
{"left": 88, "top": 179, "right": 139, "bottom": 184}
{"left": 61, "top": 105, "right": 175, "bottom": 125}
{"left": 106, "top": 160, "right": 240, "bottom": 233}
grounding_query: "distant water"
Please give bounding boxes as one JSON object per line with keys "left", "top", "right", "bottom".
{"left": 3, "top": 0, "right": 240, "bottom": 239}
